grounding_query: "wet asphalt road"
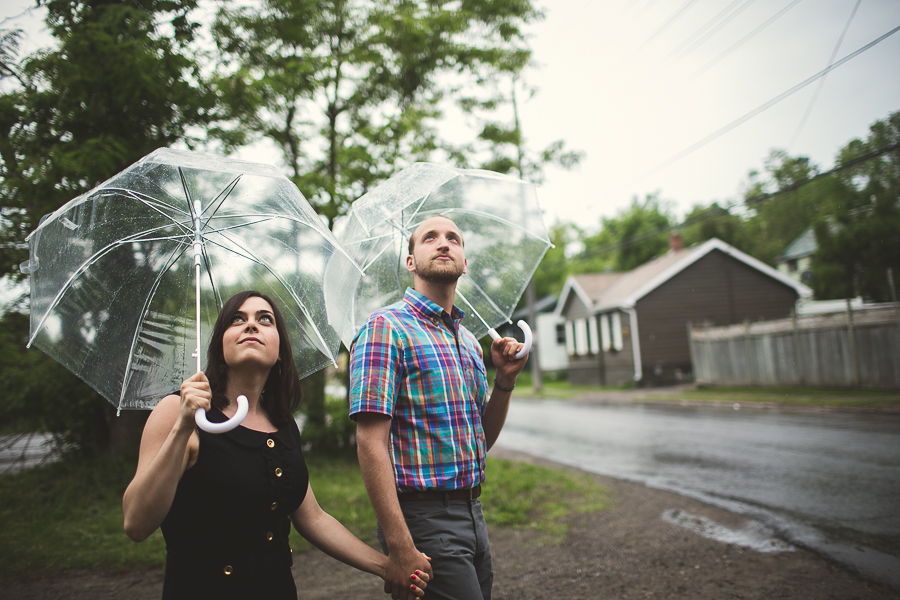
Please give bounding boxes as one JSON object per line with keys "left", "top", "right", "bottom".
{"left": 495, "top": 399, "right": 900, "bottom": 590}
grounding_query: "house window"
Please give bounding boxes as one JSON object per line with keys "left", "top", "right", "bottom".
{"left": 787, "top": 259, "right": 798, "bottom": 272}
{"left": 565, "top": 321, "right": 575, "bottom": 356}
{"left": 588, "top": 316, "right": 600, "bottom": 354}
{"left": 574, "top": 318, "right": 588, "bottom": 356}
{"left": 555, "top": 323, "right": 566, "bottom": 345}
{"left": 600, "top": 313, "right": 611, "bottom": 351}
{"left": 612, "top": 312, "right": 624, "bottom": 351}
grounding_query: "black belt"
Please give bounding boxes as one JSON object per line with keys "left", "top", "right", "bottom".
{"left": 397, "top": 484, "right": 481, "bottom": 503}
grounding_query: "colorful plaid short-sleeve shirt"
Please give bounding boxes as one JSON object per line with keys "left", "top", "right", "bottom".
{"left": 349, "top": 288, "right": 489, "bottom": 492}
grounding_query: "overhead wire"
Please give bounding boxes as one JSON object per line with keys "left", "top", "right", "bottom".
{"left": 639, "top": 0, "right": 702, "bottom": 49}
{"left": 788, "top": 0, "right": 862, "bottom": 149}
{"left": 667, "top": 0, "right": 745, "bottom": 60}
{"left": 572, "top": 140, "right": 900, "bottom": 261}
{"left": 639, "top": 22, "right": 900, "bottom": 182}
{"left": 689, "top": 0, "right": 804, "bottom": 80}
{"left": 672, "top": 0, "right": 759, "bottom": 61}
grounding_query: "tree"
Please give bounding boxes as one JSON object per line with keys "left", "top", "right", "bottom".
{"left": 738, "top": 149, "right": 828, "bottom": 266}
{"left": 211, "top": 0, "right": 542, "bottom": 439}
{"left": 572, "top": 193, "right": 674, "bottom": 274}
{"left": 811, "top": 111, "right": 900, "bottom": 301}
{"left": 0, "top": 0, "right": 214, "bottom": 455}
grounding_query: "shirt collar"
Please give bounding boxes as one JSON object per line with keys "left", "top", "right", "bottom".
{"left": 403, "top": 287, "right": 465, "bottom": 324}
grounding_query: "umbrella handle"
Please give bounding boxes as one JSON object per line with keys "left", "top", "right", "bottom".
{"left": 194, "top": 395, "right": 249, "bottom": 433}
{"left": 488, "top": 320, "right": 533, "bottom": 360}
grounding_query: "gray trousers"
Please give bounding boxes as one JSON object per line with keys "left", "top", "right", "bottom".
{"left": 377, "top": 499, "right": 493, "bottom": 600}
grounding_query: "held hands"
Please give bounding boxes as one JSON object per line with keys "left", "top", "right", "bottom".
{"left": 383, "top": 548, "right": 432, "bottom": 600}
{"left": 177, "top": 372, "right": 211, "bottom": 431}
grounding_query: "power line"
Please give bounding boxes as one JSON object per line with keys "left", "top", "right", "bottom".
{"left": 574, "top": 140, "right": 900, "bottom": 260}
{"left": 640, "top": 0, "right": 702, "bottom": 49}
{"left": 689, "top": 0, "right": 804, "bottom": 80}
{"left": 788, "top": 0, "right": 862, "bottom": 149}
{"left": 667, "top": 0, "right": 745, "bottom": 60}
{"left": 641, "top": 23, "right": 900, "bottom": 181}
{"left": 672, "top": 0, "right": 759, "bottom": 61}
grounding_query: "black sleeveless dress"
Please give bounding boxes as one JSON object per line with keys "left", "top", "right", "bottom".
{"left": 160, "top": 408, "right": 309, "bottom": 600}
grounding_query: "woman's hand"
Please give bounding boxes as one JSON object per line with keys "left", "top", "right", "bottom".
{"left": 177, "top": 372, "right": 211, "bottom": 430}
{"left": 408, "top": 563, "right": 430, "bottom": 597}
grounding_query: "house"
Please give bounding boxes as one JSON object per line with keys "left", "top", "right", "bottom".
{"left": 776, "top": 227, "right": 816, "bottom": 285}
{"left": 556, "top": 233, "right": 813, "bottom": 386}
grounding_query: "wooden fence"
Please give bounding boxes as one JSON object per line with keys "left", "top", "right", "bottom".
{"left": 688, "top": 303, "right": 900, "bottom": 389}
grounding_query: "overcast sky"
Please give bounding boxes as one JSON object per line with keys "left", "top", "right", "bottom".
{"left": 3, "top": 0, "right": 899, "bottom": 232}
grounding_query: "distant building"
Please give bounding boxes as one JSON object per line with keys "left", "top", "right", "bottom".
{"left": 776, "top": 227, "right": 816, "bottom": 285}
{"left": 556, "top": 233, "right": 812, "bottom": 386}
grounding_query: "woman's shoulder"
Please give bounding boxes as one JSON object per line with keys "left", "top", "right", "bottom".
{"left": 145, "top": 393, "right": 182, "bottom": 430}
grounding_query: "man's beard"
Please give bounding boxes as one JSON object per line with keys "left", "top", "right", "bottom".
{"left": 413, "top": 255, "right": 464, "bottom": 284}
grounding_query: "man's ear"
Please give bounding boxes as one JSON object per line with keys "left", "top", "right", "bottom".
{"left": 405, "top": 254, "right": 416, "bottom": 274}
{"left": 462, "top": 258, "right": 468, "bottom": 275}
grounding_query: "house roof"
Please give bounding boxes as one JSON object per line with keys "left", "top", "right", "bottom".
{"left": 556, "top": 238, "right": 812, "bottom": 316}
{"left": 778, "top": 227, "right": 817, "bottom": 262}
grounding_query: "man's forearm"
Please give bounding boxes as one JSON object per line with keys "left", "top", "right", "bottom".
{"left": 356, "top": 426, "right": 416, "bottom": 551}
{"left": 482, "top": 385, "right": 512, "bottom": 451}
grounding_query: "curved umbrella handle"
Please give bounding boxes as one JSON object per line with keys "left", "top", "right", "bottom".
{"left": 488, "top": 320, "right": 533, "bottom": 360}
{"left": 195, "top": 395, "right": 249, "bottom": 433}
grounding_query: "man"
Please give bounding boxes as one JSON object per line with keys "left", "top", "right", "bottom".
{"left": 349, "top": 214, "right": 527, "bottom": 600}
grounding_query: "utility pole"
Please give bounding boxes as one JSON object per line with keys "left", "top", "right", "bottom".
{"left": 512, "top": 78, "right": 542, "bottom": 392}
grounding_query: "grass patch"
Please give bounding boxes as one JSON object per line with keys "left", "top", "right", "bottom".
{"left": 0, "top": 453, "right": 166, "bottom": 579}
{"left": 646, "top": 386, "right": 900, "bottom": 408}
{"left": 481, "top": 458, "right": 610, "bottom": 544}
{"left": 489, "top": 368, "right": 632, "bottom": 399}
{"left": 0, "top": 450, "right": 609, "bottom": 580}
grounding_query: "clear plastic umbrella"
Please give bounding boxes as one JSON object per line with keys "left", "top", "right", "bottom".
{"left": 21, "top": 148, "right": 355, "bottom": 432}
{"left": 326, "top": 162, "right": 551, "bottom": 355}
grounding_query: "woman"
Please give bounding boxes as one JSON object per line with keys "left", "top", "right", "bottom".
{"left": 123, "top": 291, "right": 429, "bottom": 599}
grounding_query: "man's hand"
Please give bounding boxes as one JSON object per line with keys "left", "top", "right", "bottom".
{"left": 383, "top": 545, "right": 433, "bottom": 600}
{"left": 490, "top": 336, "right": 527, "bottom": 389}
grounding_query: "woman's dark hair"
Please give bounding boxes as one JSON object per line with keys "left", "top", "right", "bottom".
{"left": 204, "top": 291, "right": 302, "bottom": 427}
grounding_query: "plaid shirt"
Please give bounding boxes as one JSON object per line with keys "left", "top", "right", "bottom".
{"left": 349, "top": 287, "right": 489, "bottom": 492}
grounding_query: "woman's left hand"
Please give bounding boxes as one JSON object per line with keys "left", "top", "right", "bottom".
{"left": 408, "top": 565, "right": 430, "bottom": 597}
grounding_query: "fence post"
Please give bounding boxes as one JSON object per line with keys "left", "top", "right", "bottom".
{"left": 792, "top": 309, "right": 805, "bottom": 386}
{"left": 744, "top": 319, "right": 755, "bottom": 386}
{"left": 846, "top": 299, "right": 859, "bottom": 387}
{"left": 889, "top": 268, "right": 900, "bottom": 387}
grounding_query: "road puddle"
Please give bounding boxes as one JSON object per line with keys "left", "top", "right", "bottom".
{"left": 661, "top": 508, "right": 795, "bottom": 553}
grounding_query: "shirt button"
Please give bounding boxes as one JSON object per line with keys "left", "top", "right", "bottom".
{"left": 267, "top": 532, "right": 274, "bottom": 541}
{"left": 271, "top": 501, "right": 278, "bottom": 510}
{"left": 223, "top": 565, "right": 233, "bottom": 575}
{"left": 266, "top": 439, "right": 275, "bottom": 448}
{"left": 275, "top": 468, "right": 283, "bottom": 477}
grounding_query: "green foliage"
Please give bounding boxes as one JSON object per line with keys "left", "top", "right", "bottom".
{"left": 0, "top": 453, "right": 165, "bottom": 579}
{"left": 572, "top": 193, "right": 674, "bottom": 273}
{"left": 811, "top": 111, "right": 900, "bottom": 301}
{"left": 212, "top": 0, "right": 542, "bottom": 228}
{"left": 0, "top": 311, "right": 112, "bottom": 455}
{"left": 0, "top": 0, "right": 214, "bottom": 281}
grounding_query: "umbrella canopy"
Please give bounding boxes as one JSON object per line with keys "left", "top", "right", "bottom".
{"left": 22, "top": 148, "right": 351, "bottom": 413}
{"left": 327, "top": 162, "right": 551, "bottom": 349}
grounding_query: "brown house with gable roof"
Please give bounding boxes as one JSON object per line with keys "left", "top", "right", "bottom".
{"left": 556, "top": 234, "right": 812, "bottom": 386}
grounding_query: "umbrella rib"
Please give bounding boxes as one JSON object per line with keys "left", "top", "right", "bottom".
{"left": 118, "top": 243, "right": 188, "bottom": 408}
{"left": 102, "top": 187, "right": 191, "bottom": 233}
{"left": 432, "top": 207, "right": 550, "bottom": 244}
{"left": 453, "top": 288, "right": 496, "bottom": 332}
{"left": 214, "top": 229, "right": 338, "bottom": 364}
{"left": 201, "top": 175, "right": 242, "bottom": 224}
{"left": 456, "top": 279, "right": 512, "bottom": 327}
{"left": 26, "top": 237, "right": 183, "bottom": 347}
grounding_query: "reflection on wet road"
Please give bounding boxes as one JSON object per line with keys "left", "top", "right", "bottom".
{"left": 495, "top": 400, "right": 900, "bottom": 589}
